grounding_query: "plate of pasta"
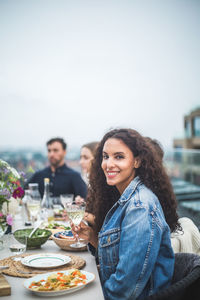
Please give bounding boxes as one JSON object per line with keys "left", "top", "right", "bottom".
{"left": 23, "top": 269, "right": 95, "bottom": 296}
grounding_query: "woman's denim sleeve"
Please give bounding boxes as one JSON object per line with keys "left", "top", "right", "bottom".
{"left": 103, "top": 205, "right": 166, "bottom": 300}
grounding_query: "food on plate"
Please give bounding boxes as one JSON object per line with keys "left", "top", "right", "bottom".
{"left": 46, "top": 222, "right": 70, "bottom": 231}
{"left": 45, "top": 222, "right": 71, "bottom": 239}
{"left": 28, "top": 269, "right": 87, "bottom": 291}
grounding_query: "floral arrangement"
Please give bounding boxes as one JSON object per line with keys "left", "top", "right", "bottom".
{"left": 0, "top": 159, "right": 24, "bottom": 231}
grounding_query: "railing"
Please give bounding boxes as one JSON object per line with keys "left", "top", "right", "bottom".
{"left": 164, "top": 149, "right": 200, "bottom": 228}
{"left": 164, "top": 148, "right": 200, "bottom": 186}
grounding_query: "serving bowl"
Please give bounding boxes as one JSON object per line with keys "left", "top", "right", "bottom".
{"left": 52, "top": 231, "right": 87, "bottom": 251}
{"left": 13, "top": 228, "right": 52, "bottom": 249}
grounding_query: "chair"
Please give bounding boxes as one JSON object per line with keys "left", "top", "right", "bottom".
{"left": 171, "top": 217, "right": 200, "bottom": 255}
{"left": 145, "top": 253, "right": 200, "bottom": 300}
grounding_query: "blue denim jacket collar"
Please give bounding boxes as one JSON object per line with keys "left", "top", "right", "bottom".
{"left": 118, "top": 176, "right": 141, "bottom": 205}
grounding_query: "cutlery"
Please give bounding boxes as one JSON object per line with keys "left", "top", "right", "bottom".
{"left": 15, "top": 269, "right": 32, "bottom": 275}
{"left": 29, "top": 221, "right": 43, "bottom": 238}
{"left": 15, "top": 267, "right": 44, "bottom": 275}
{"left": 0, "top": 266, "right": 9, "bottom": 270}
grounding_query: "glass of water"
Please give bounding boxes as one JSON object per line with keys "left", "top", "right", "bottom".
{"left": 7, "top": 233, "right": 27, "bottom": 261}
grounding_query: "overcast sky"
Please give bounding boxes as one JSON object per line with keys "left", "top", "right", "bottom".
{"left": 0, "top": 0, "right": 199, "bottom": 151}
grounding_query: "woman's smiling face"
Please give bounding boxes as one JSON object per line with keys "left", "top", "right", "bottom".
{"left": 101, "top": 138, "right": 140, "bottom": 194}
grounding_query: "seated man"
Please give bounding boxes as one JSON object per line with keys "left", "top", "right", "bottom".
{"left": 27, "top": 137, "right": 87, "bottom": 199}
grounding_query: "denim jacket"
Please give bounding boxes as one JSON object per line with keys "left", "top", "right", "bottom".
{"left": 98, "top": 176, "right": 174, "bottom": 300}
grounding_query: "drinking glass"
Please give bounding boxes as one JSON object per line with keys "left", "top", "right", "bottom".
{"left": 66, "top": 202, "right": 86, "bottom": 248}
{"left": 27, "top": 198, "right": 41, "bottom": 226}
{"left": 60, "top": 194, "right": 74, "bottom": 208}
{"left": 7, "top": 233, "right": 27, "bottom": 261}
{"left": 28, "top": 183, "right": 41, "bottom": 202}
{"left": 28, "top": 183, "right": 41, "bottom": 225}
{"left": 51, "top": 197, "right": 61, "bottom": 205}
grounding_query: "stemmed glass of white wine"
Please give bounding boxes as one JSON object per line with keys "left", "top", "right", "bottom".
{"left": 66, "top": 201, "right": 86, "bottom": 248}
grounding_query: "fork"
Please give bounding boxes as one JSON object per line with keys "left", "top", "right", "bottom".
{"left": 15, "top": 269, "right": 33, "bottom": 275}
{"left": 0, "top": 266, "right": 9, "bottom": 270}
{"left": 15, "top": 266, "right": 44, "bottom": 275}
{"left": 29, "top": 221, "right": 43, "bottom": 238}
{"left": 16, "top": 269, "right": 45, "bottom": 275}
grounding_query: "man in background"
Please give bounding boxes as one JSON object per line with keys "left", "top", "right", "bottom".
{"left": 27, "top": 137, "right": 87, "bottom": 198}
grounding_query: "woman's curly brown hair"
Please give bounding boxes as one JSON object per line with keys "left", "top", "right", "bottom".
{"left": 86, "top": 128, "right": 179, "bottom": 233}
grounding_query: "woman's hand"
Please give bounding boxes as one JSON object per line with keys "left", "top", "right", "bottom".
{"left": 70, "top": 220, "right": 98, "bottom": 248}
{"left": 84, "top": 212, "right": 95, "bottom": 227}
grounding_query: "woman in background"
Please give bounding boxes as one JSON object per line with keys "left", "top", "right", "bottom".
{"left": 144, "top": 137, "right": 164, "bottom": 161}
{"left": 72, "top": 128, "right": 180, "bottom": 299}
{"left": 79, "top": 142, "right": 99, "bottom": 184}
{"left": 76, "top": 142, "right": 98, "bottom": 225}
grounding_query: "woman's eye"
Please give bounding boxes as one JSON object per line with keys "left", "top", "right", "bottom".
{"left": 102, "top": 154, "right": 108, "bottom": 159}
{"left": 116, "top": 155, "right": 124, "bottom": 159}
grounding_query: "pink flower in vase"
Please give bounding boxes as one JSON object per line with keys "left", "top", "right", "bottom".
{"left": 6, "top": 214, "right": 13, "bottom": 226}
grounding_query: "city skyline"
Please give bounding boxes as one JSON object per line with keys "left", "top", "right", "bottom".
{"left": 0, "top": 0, "right": 199, "bottom": 150}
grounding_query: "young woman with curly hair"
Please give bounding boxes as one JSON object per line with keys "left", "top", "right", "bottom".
{"left": 71, "top": 128, "right": 179, "bottom": 300}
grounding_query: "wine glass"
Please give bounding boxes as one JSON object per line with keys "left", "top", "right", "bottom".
{"left": 66, "top": 201, "right": 86, "bottom": 248}
{"left": 60, "top": 194, "right": 74, "bottom": 225}
{"left": 7, "top": 233, "right": 27, "bottom": 261}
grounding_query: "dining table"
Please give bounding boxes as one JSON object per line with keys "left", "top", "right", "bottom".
{"left": 0, "top": 214, "right": 105, "bottom": 300}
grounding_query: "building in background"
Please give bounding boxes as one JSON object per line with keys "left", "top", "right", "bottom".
{"left": 173, "top": 107, "right": 200, "bottom": 149}
{"left": 169, "top": 107, "right": 200, "bottom": 185}
{"left": 166, "top": 108, "right": 200, "bottom": 229}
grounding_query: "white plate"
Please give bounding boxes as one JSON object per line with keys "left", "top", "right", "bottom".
{"left": 21, "top": 253, "right": 71, "bottom": 269}
{"left": 23, "top": 269, "right": 95, "bottom": 297}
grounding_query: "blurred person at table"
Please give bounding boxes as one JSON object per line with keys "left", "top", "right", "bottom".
{"left": 75, "top": 142, "right": 98, "bottom": 211}
{"left": 71, "top": 128, "right": 180, "bottom": 300}
{"left": 79, "top": 141, "right": 99, "bottom": 184}
{"left": 26, "top": 137, "right": 87, "bottom": 199}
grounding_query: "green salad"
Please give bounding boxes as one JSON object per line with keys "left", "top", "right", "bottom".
{"left": 46, "top": 222, "right": 71, "bottom": 230}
